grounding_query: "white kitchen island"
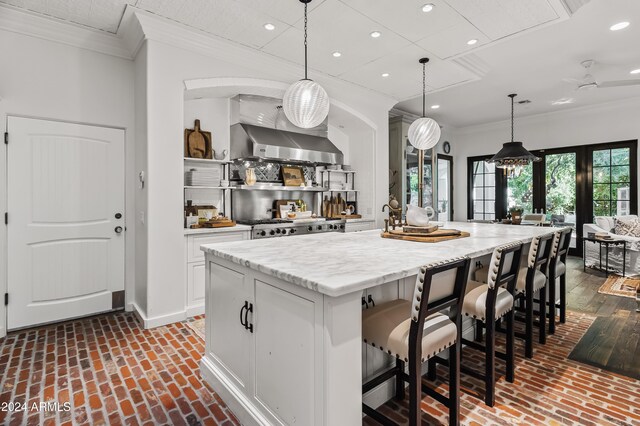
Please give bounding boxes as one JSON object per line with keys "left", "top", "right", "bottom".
{"left": 200, "top": 222, "right": 554, "bottom": 426}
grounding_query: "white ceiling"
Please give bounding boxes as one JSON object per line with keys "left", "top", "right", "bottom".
{"left": 2, "top": 0, "right": 639, "bottom": 127}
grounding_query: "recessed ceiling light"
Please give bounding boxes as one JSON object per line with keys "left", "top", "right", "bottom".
{"left": 431, "top": 105, "right": 440, "bottom": 109}
{"left": 422, "top": 3, "right": 434, "bottom": 13}
{"left": 609, "top": 21, "right": 630, "bottom": 31}
{"left": 264, "top": 23, "right": 275, "bottom": 31}
{"left": 332, "top": 51, "right": 342, "bottom": 58}
{"left": 467, "top": 39, "right": 478, "bottom": 45}
{"left": 381, "top": 73, "right": 390, "bottom": 78}
{"left": 630, "top": 68, "right": 640, "bottom": 74}
{"left": 370, "top": 31, "right": 382, "bottom": 38}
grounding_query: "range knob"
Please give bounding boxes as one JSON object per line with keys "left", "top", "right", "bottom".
{"left": 289, "top": 229, "right": 296, "bottom": 234}
{"left": 308, "top": 226, "right": 313, "bottom": 231}
{"left": 339, "top": 224, "right": 345, "bottom": 230}
{"left": 276, "top": 228, "right": 281, "bottom": 234}
{"left": 317, "top": 225, "right": 323, "bottom": 230}
{"left": 260, "top": 230, "right": 266, "bottom": 236}
{"left": 328, "top": 224, "right": 334, "bottom": 230}
{"left": 270, "top": 230, "right": 276, "bottom": 236}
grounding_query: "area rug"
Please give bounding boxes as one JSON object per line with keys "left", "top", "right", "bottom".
{"left": 568, "top": 314, "right": 640, "bottom": 380}
{"left": 186, "top": 318, "right": 205, "bottom": 341}
{"left": 598, "top": 274, "right": 640, "bottom": 298}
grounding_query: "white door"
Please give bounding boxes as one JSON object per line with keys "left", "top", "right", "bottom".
{"left": 7, "top": 117, "right": 125, "bottom": 330}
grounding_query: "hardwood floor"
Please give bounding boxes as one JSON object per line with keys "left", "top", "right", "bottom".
{"left": 565, "top": 256, "right": 637, "bottom": 315}
{"left": 565, "top": 256, "right": 640, "bottom": 380}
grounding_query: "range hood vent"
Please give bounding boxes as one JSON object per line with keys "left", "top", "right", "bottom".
{"left": 230, "top": 123, "right": 343, "bottom": 165}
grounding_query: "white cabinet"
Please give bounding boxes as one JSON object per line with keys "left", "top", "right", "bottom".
{"left": 204, "top": 258, "right": 324, "bottom": 425}
{"left": 185, "top": 229, "right": 250, "bottom": 317}
{"left": 345, "top": 220, "right": 375, "bottom": 233}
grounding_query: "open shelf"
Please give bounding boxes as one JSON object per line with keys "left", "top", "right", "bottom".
{"left": 318, "top": 169, "right": 355, "bottom": 174}
{"left": 232, "top": 184, "right": 325, "bottom": 192}
{"left": 183, "top": 157, "right": 231, "bottom": 165}
{"left": 184, "top": 186, "right": 232, "bottom": 190}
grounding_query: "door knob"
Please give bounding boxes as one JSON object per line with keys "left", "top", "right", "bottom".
{"left": 115, "top": 213, "right": 122, "bottom": 219}
{"left": 115, "top": 226, "right": 123, "bottom": 234}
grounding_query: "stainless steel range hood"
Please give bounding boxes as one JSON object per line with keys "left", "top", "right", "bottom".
{"left": 230, "top": 123, "right": 343, "bottom": 165}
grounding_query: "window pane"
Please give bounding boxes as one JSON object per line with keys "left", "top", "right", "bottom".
{"left": 474, "top": 201, "right": 484, "bottom": 214}
{"left": 611, "top": 165, "right": 630, "bottom": 183}
{"left": 484, "top": 187, "right": 495, "bottom": 200}
{"left": 473, "top": 175, "right": 483, "bottom": 187}
{"left": 593, "top": 201, "right": 611, "bottom": 217}
{"left": 474, "top": 187, "right": 484, "bottom": 199}
{"left": 485, "top": 162, "right": 495, "bottom": 173}
{"left": 507, "top": 164, "right": 533, "bottom": 213}
{"left": 593, "top": 167, "right": 610, "bottom": 184}
{"left": 593, "top": 150, "right": 610, "bottom": 166}
{"left": 484, "top": 173, "right": 495, "bottom": 186}
{"left": 611, "top": 148, "right": 630, "bottom": 166}
{"left": 474, "top": 213, "right": 483, "bottom": 220}
{"left": 484, "top": 201, "right": 495, "bottom": 214}
{"left": 593, "top": 184, "right": 610, "bottom": 201}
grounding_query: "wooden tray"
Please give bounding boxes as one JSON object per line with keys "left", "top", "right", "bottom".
{"left": 191, "top": 219, "right": 236, "bottom": 229}
{"left": 381, "top": 229, "right": 470, "bottom": 243}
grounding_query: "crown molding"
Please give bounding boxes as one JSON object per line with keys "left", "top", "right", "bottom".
{"left": 0, "top": 4, "right": 132, "bottom": 59}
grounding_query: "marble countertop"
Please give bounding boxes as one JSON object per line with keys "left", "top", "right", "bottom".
{"left": 201, "top": 222, "right": 555, "bottom": 297}
{"left": 184, "top": 224, "right": 252, "bottom": 235}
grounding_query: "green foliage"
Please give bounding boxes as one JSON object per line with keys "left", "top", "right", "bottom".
{"left": 545, "top": 153, "right": 576, "bottom": 216}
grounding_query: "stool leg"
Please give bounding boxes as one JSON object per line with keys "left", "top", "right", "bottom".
{"left": 408, "top": 355, "right": 421, "bottom": 426}
{"left": 559, "top": 274, "right": 566, "bottom": 323}
{"left": 395, "top": 359, "right": 405, "bottom": 400}
{"left": 505, "top": 310, "right": 515, "bottom": 383}
{"left": 448, "top": 341, "right": 460, "bottom": 426}
{"left": 525, "top": 287, "right": 534, "bottom": 359}
{"left": 548, "top": 270, "right": 556, "bottom": 335}
{"left": 484, "top": 318, "right": 496, "bottom": 407}
{"left": 539, "top": 285, "right": 547, "bottom": 345}
{"left": 474, "top": 319, "right": 483, "bottom": 342}
{"left": 427, "top": 358, "right": 437, "bottom": 381}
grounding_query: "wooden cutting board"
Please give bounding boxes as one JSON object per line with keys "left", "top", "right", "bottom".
{"left": 184, "top": 119, "right": 212, "bottom": 159}
{"left": 381, "top": 229, "right": 470, "bottom": 243}
{"left": 191, "top": 219, "right": 236, "bottom": 229}
{"left": 402, "top": 225, "right": 439, "bottom": 234}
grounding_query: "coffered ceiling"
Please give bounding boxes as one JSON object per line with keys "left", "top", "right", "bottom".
{"left": 2, "top": 0, "right": 639, "bottom": 127}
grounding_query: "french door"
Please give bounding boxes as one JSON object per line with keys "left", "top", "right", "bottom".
{"left": 7, "top": 117, "right": 126, "bottom": 330}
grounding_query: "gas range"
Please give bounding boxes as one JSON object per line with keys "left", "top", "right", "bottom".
{"left": 237, "top": 218, "right": 346, "bottom": 239}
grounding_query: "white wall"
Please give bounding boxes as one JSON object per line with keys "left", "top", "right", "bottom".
{"left": 134, "top": 41, "right": 148, "bottom": 317}
{"left": 0, "top": 29, "right": 136, "bottom": 337}
{"left": 451, "top": 97, "right": 640, "bottom": 221}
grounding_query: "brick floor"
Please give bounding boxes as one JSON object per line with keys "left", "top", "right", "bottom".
{"left": 1, "top": 309, "right": 639, "bottom": 425}
{"left": 366, "top": 310, "right": 640, "bottom": 426}
{"left": 0, "top": 314, "right": 239, "bottom": 426}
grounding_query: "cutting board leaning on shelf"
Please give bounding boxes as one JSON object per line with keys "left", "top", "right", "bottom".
{"left": 184, "top": 119, "right": 212, "bottom": 159}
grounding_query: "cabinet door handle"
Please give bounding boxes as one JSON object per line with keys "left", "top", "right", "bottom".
{"left": 367, "top": 295, "right": 376, "bottom": 307}
{"left": 245, "top": 302, "right": 253, "bottom": 333}
{"left": 240, "top": 302, "right": 247, "bottom": 328}
{"left": 362, "top": 296, "right": 369, "bottom": 309}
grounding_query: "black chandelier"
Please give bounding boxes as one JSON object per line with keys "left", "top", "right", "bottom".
{"left": 488, "top": 94, "right": 540, "bottom": 170}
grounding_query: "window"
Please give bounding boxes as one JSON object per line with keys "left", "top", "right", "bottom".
{"left": 469, "top": 159, "right": 496, "bottom": 220}
{"left": 507, "top": 163, "right": 533, "bottom": 214}
{"left": 592, "top": 147, "right": 631, "bottom": 216}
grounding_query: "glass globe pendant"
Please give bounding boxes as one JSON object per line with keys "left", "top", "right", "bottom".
{"left": 408, "top": 58, "right": 441, "bottom": 151}
{"left": 282, "top": 0, "right": 330, "bottom": 129}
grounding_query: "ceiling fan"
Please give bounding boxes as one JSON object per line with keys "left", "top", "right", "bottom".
{"left": 563, "top": 60, "right": 640, "bottom": 90}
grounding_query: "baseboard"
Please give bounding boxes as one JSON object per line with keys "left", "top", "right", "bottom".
{"left": 130, "top": 302, "right": 187, "bottom": 329}
{"left": 186, "top": 303, "right": 205, "bottom": 318}
{"left": 200, "top": 356, "right": 273, "bottom": 426}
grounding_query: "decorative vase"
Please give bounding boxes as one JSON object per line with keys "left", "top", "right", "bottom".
{"left": 244, "top": 168, "right": 257, "bottom": 186}
{"left": 406, "top": 205, "right": 435, "bottom": 227}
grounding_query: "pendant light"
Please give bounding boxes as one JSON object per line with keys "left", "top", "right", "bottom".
{"left": 408, "top": 58, "right": 441, "bottom": 207}
{"left": 282, "top": 0, "right": 330, "bottom": 129}
{"left": 408, "top": 58, "right": 441, "bottom": 151}
{"left": 488, "top": 94, "right": 540, "bottom": 174}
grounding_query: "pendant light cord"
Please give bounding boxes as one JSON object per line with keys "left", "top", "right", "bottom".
{"left": 422, "top": 62, "right": 426, "bottom": 117}
{"left": 304, "top": 2, "right": 308, "bottom": 80}
{"left": 511, "top": 95, "right": 515, "bottom": 143}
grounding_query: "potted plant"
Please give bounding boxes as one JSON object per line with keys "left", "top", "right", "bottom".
{"left": 509, "top": 207, "right": 524, "bottom": 225}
